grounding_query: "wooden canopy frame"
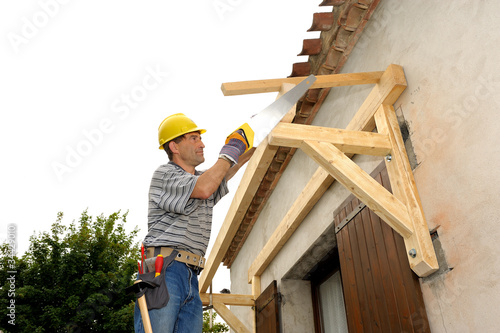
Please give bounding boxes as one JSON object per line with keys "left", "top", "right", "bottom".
{"left": 198, "top": 65, "right": 439, "bottom": 333}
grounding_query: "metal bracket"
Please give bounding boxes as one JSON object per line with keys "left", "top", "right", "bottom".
{"left": 335, "top": 203, "right": 367, "bottom": 234}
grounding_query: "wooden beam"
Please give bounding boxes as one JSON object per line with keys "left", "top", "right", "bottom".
{"left": 213, "top": 302, "right": 251, "bottom": 333}
{"left": 200, "top": 293, "right": 254, "bottom": 307}
{"left": 374, "top": 104, "right": 439, "bottom": 277}
{"left": 269, "top": 123, "right": 392, "bottom": 156}
{"left": 199, "top": 84, "right": 297, "bottom": 293}
{"left": 247, "top": 64, "right": 407, "bottom": 283}
{"left": 221, "top": 71, "right": 384, "bottom": 96}
{"left": 301, "top": 140, "right": 413, "bottom": 238}
{"left": 248, "top": 167, "right": 333, "bottom": 282}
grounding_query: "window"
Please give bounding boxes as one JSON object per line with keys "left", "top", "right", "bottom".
{"left": 310, "top": 248, "right": 348, "bottom": 333}
{"left": 317, "top": 271, "right": 348, "bottom": 333}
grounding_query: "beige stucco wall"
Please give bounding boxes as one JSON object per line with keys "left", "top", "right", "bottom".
{"left": 229, "top": 1, "right": 500, "bottom": 331}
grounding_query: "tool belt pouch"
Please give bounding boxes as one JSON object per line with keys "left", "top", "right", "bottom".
{"left": 136, "top": 250, "right": 178, "bottom": 310}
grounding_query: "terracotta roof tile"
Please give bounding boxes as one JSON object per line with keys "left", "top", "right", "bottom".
{"left": 305, "top": 89, "right": 321, "bottom": 104}
{"left": 289, "top": 62, "right": 311, "bottom": 77}
{"left": 298, "top": 39, "right": 323, "bottom": 56}
{"left": 297, "top": 100, "right": 316, "bottom": 118}
{"left": 333, "top": 27, "right": 353, "bottom": 51}
{"left": 340, "top": 4, "right": 367, "bottom": 31}
{"left": 320, "top": 0, "right": 347, "bottom": 5}
{"left": 307, "top": 12, "right": 335, "bottom": 32}
{"left": 324, "top": 47, "right": 343, "bottom": 70}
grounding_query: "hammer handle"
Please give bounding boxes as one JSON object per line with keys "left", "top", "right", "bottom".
{"left": 134, "top": 279, "right": 153, "bottom": 333}
{"left": 138, "top": 295, "right": 153, "bottom": 333}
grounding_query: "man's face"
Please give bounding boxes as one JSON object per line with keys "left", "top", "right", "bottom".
{"left": 176, "top": 132, "right": 205, "bottom": 166}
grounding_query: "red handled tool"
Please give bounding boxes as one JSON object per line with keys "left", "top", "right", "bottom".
{"left": 140, "top": 243, "right": 145, "bottom": 274}
{"left": 155, "top": 254, "right": 164, "bottom": 277}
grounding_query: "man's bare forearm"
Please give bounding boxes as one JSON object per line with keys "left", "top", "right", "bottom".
{"left": 191, "top": 159, "right": 231, "bottom": 199}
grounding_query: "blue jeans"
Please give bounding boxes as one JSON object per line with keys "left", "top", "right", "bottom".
{"left": 134, "top": 261, "right": 203, "bottom": 333}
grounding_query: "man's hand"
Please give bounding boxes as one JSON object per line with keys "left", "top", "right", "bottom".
{"left": 219, "top": 129, "right": 249, "bottom": 165}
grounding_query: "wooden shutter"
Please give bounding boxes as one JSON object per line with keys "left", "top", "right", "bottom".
{"left": 255, "top": 280, "right": 280, "bottom": 333}
{"left": 334, "top": 167, "right": 430, "bottom": 332}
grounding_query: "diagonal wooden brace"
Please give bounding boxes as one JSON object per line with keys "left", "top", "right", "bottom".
{"left": 301, "top": 140, "right": 414, "bottom": 239}
{"left": 213, "top": 302, "right": 251, "bottom": 333}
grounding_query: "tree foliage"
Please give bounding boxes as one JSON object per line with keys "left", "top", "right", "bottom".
{"left": 203, "top": 310, "right": 229, "bottom": 333}
{"left": 0, "top": 211, "right": 139, "bottom": 332}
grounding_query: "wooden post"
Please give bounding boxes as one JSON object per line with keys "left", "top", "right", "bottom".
{"left": 251, "top": 276, "right": 261, "bottom": 333}
{"left": 374, "top": 104, "right": 439, "bottom": 276}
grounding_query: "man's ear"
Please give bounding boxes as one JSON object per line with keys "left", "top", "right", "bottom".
{"left": 168, "top": 140, "right": 179, "bottom": 154}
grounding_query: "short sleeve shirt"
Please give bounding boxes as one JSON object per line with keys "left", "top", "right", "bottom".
{"left": 144, "top": 162, "right": 229, "bottom": 257}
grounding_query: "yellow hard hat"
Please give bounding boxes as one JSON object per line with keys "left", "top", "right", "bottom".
{"left": 158, "top": 113, "right": 206, "bottom": 149}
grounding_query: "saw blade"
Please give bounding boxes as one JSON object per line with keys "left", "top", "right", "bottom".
{"left": 248, "top": 74, "right": 316, "bottom": 147}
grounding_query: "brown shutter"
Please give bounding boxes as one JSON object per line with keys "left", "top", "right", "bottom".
{"left": 255, "top": 280, "right": 280, "bottom": 333}
{"left": 335, "top": 167, "right": 430, "bottom": 333}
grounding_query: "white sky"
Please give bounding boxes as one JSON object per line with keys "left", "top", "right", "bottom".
{"left": 0, "top": 1, "right": 328, "bottom": 292}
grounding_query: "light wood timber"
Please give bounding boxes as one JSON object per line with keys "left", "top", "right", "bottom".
{"left": 200, "top": 293, "right": 254, "bottom": 307}
{"left": 278, "top": 83, "right": 297, "bottom": 123}
{"left": 251, "top": 275, "right": 261, "bottom": 299}
{"left": 248, "top": 167, "right": 333, "bottom": 282}
{"left": 250, "top": 276, "right": 261, "bottom": 333}
{"left": 269, "top": 122, "right": 392, "bottom": 156}
{"left": 213, "top": 302, "right": 251, "bottom": 333}
{"left": 221, "top": 71, "right": 384, "bottom": 96}
{"left": 301, "top": 140, "right": 413, "bottom": 238}
{"left": 347, "top": 64, "right": 407, "bottom": 133}
{"left": 374, "top": 104, "right": 439, "bottom": 277}
{"left": 199, "top": 83, "right": 297, "bottom": 293}
{"left": 247, "top": 64, "right": 408, "bottom": 282}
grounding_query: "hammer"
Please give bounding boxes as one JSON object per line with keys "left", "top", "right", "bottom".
{"left": 126, "top": 280, "right": 156, "bottom": 333}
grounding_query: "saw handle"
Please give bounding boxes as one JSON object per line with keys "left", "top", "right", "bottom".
{"left": 226, "top": 123, "right": 254, "bottom": 151}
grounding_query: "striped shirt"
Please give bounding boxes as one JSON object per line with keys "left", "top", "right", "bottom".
{"left": 144, "top": 162, "right": 228, "bottom": 257}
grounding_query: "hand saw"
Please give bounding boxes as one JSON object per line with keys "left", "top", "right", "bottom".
{"left": 230, "top": 74, "right": 316, "bottom": 149}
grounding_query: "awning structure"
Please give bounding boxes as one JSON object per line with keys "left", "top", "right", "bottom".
{"left": 199, "top": 64, "right": 438, "bottom": 333}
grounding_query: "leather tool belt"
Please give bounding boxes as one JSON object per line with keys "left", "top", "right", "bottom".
{"left": 147, "top": 247, "right": 205, "bottom": 270}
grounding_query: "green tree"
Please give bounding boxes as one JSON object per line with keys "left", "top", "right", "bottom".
{"left": 0, "top": 210, "right": 139, "bottom": 332}
{"left": 203, "top": 310, "right": 229, "bottom": 333}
